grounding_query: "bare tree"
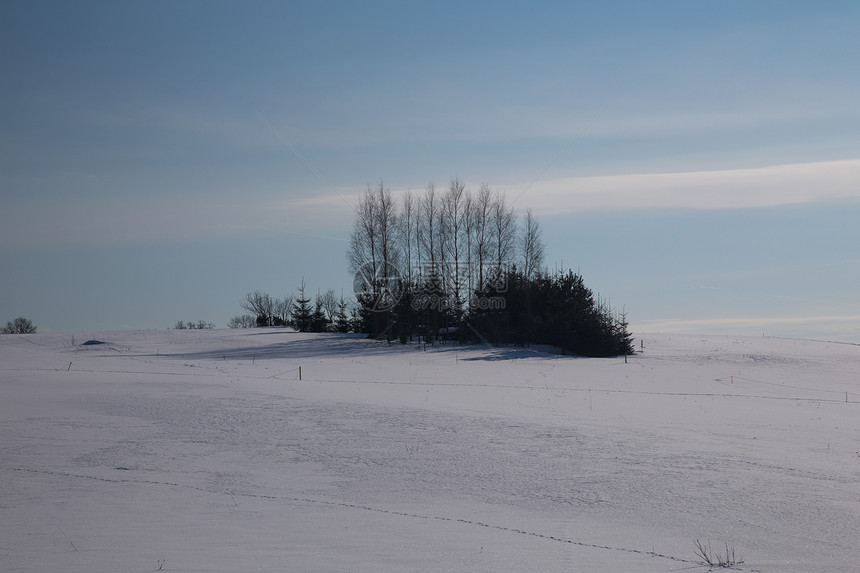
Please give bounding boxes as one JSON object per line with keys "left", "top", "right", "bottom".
{"left": 471, "top": 183, "right": 494, "bottom": 290}
{"left": 464, "top": 190, "right": 475, "bottom": 296}
{"left": 440, "top": 178, "right": 469, "bottom": 307}
{"left": 413, "top": 187, "right": 423, "bottom": 272}
{"left": 418, "top": 182, "right": 440, "bottom": 292}
{"left": 240, "top": 291, "right": 276, "bottom": 326}
{"left": 375, "top": 181, "right": 399, "bottom": 276}
{"left": 349, "top": 187, "right": 380, "bottom": 281}
{"left": 1, "top": 317, "right": 37, "bottom": 334}
{"left": 274, "top": 295, "right": 294, "bottom": 326}
{"left": 319, "top": 289, "right": 338, "bottom": 323}
{"left": 521, "top": 208, "right": 546, "bottom": 278}
{"left": 228, "top": 315, "right": 256, "bottom": 328}
{"left": 349, "top": 181, "right": 400, "bottom": 300}
{"left": 491, "top": 190, "right": 517, "bottom": 275}
{"left": 400, "top": 190, "right": 416, "bottom": 287}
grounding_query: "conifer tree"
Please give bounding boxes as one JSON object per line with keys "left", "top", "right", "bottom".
{"left": 292, "top": 279, "right": 313, "bottom": 332}
{"left": 334, "top": 295, "right": 351, "bottom": 333}
{"left": 311, "top": 296, "right": 329, "bottom": 332}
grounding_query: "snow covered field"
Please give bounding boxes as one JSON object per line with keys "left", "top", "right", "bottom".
{"left": 1, "top": 329, "right": 858, "bottom": 572}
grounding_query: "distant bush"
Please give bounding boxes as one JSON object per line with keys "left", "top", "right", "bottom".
{"left": 227, "top": 314, "right": 257, "bottom": 329}
{"left": 173, "top": 320, "right": 215, "bottom": 330}
{"left": 1, "top": 317, "right": 37, "bottom": 334}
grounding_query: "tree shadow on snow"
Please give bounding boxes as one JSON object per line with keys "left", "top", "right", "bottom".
{"left": 148, "top": 331, "right": 579, "bottom": 363}
{"left": 454, "top": 344, "right": 582, "bottom": 361}
{"left": 149, "top": 332, "right": 434, "bottom": 361}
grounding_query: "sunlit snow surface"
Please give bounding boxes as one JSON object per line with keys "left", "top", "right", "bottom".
{"left": 2, "top": 330, "right": 858, "bottom": 572}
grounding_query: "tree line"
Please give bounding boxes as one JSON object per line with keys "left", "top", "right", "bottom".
{"left": 228, "top": 281, "right": 354, "bottom": 333}
{"left": 173, "top": 320, "right": 215, "bottom": 330}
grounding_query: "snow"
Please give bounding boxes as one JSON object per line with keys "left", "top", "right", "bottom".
{"left": 1, "top": 329, "right": 858, "bottom": 572}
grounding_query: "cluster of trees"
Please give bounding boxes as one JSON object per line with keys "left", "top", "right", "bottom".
{"left": 348, "top": 180, "right": 542, "bottom": 315}
{"left": 229, "top": 178, "right": 633, "bottom": 357}
{"left": 232, "top": 291, "right": 293, "bottom": 327}
{"left": 347, "top": 180, "right": 633, "bottom": 357}
{"left": 470, "top": 269, "right": 633, "bottom": 357}
{"left": 173, "top": 320, "right": 215, "bottom": 330}
{"left": 228, "top": 282, "right": 353, "bottom": 333}
{"left": 1, "top": 317, "right": 37, "bottom": 334}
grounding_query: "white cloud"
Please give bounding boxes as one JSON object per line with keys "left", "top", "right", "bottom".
{"left": 504, "top": 158, "right": 860, "bottom": 214}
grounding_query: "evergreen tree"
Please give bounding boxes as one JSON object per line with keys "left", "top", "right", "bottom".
{"left": 615, "top": 309, "right": 635, "bottom": 356}
{"left": 462, "top": 267, "right": 632, "bottom": 357}
{"left": 333, "top": 295, "right": 351, "bottom": 333}
{"left": 310, "top": 297, "right": 329, "bottom": 332}
{"left": 292, "top": 279, "right": 313, "bottom": 332}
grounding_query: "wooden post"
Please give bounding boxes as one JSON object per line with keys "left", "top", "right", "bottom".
{"left": 299, "top": 366, "right": 302, "bottom": 381}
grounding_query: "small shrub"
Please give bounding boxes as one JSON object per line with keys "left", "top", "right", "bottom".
{"left": 694, "top": 539, "right": 744, "bottom": 568}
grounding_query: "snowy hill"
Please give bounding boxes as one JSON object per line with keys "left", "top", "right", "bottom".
{"left": 1, "top": 330, "right": 858, "bottom": 572}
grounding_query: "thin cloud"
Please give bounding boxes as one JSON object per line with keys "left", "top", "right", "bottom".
{"left": 289, "top": 158, "right": 860, "bottom": 216}
{"left": 0, "top": 191, "right": 354, "bottom": 251}
{"left": 509, "top": 158, "right": 860, "bottom": 215}
{"left": 592, "top": 100, "right": 860, "bottom": 140}
{"left": 5, "top": 158, "right": 857, "bottom": 251}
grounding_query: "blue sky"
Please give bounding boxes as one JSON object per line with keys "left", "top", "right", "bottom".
{"left": 2, "top": 1, "right": 859, "bottom": 340}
